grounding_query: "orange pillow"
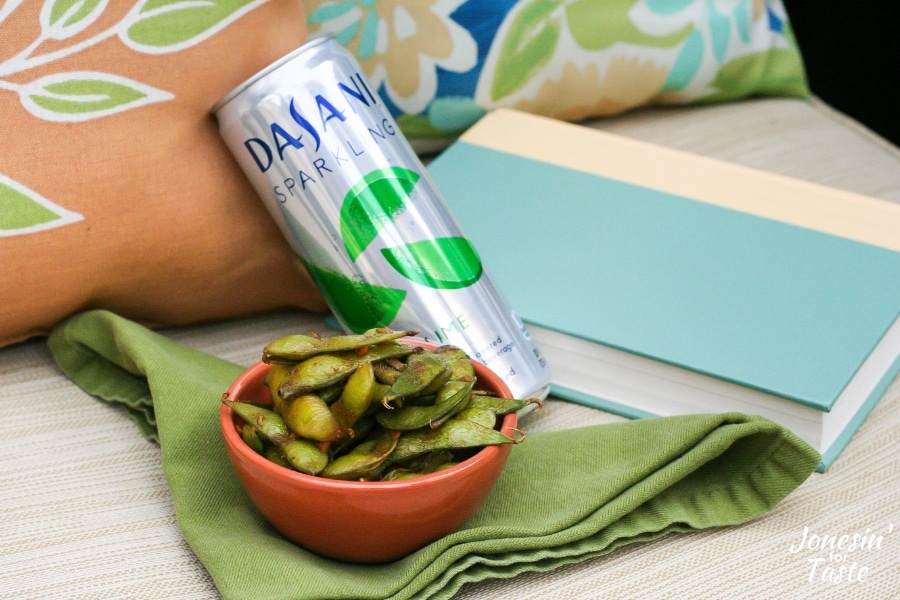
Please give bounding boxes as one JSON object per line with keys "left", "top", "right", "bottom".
{"left": 0, "top": 1, "right": 327, "bottom": 347}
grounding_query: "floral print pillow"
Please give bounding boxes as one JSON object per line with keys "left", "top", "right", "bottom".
{"left": 306, "top": 0, "right": 808, "bottom": 152}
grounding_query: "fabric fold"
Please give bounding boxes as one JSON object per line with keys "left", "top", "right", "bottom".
{"left": 48, "top": 310, "right": 820, "bottom": 600}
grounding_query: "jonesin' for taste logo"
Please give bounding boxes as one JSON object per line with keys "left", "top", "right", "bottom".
{"left": 789, "top": 523, "right": 894, "bottom": 584}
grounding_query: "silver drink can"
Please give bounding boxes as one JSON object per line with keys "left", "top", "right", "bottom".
{"left": 213, "top": 35, "right": 550, "bottom": 399}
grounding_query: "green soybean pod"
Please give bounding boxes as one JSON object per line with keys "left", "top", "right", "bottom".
{"left": 467, "top": 395, "right": 543, "bottom": 415}
{"left": 263, "top": 328, "right": 418, "bottom": 363}
{"left": 376, "top": 380, "right": 474, "bottom": 431}
{"left": 266, "top": 363, "right": 293, "bottom": 414}
{"left": 281, "top": 393, "right": 343, "bottom": 442}
{"left": 265, "top": 444, "right": 293, "bottom": 470}
{"left": 278, "top": 353, "right": 359, "bottom": 400}
{"left": 321, "top": 429, "right": 399, "bottom": 480}
{"left": 331, "top": 361, "right": 376, "bottom": 433}
{"left": 225, "top": 400, "right": 290, "bottom": 445}
{"left": 381, "top": 353, "right": 450, "bottom": 408}
{"left": 280, "top": 438, "right": 330, "bottom": 475}
{"left": 454, "top": 406, "right": 498, "bottom": 429}
{"left": 279, "top": 343, "right": 418, "bottom": 400}
{"left": 387, "top": 418, "right": 515, "bottom": 465}
{"left": 241, "top": 424, "right": 265, "bottom": 455}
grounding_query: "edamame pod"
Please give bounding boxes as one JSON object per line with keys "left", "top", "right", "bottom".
{"left": 265, "top": 444, "right": 293, "bottom": 470}
{"left": 372, "top": 360, "right": 403, "bottom": 385}
{"left": 376, "top": 380, "right": 474, "bottom": 431}
{"left": 453, "top": 407, "right": 497, "bottom": 429}
{"left": 387, "top": 418, "right": 516, "bottom": 465}
{"left": 266, "top": 363, "right": 292, "bottom": 413}
{"left": 321, "top": 429, "right": 400, "bottom": 480}
{"left": 280, "top": 438, "right": 330, "bottom": 475}
{"left": 381, "top": 353, "right": 450, "bottom": 408}
{"left": 426, "top": 381, "right": 477, "bottom": 430}
{"left": 431, "top": 345, "right": 476, "bottom": 382}
{"left": 225, "top": 400, "right": 290, "bottom": 444}
{"left": 431, "top": 346, "right": 468, "bottom": 361}
{"left": 279, "top": 343, "right": 418, "bottom": 400}
{"left": 329, "top": 414, "right": 377, "bottom": 457}
{"left": 416, "top": 362, "right": 453, "bottom": 397}
{"left": 317, "top": 382, "right": 344, "bottom": 405}
{"left": 261, "top": 333, "right": 317, "bottom": 365}
{"left": 227, "top": 399, "right": 329, "bottom": 475}
{"left": 467, "top": 395, "right": 543, "bottom": 415}
{"left": 380, "top": 468, "right": 418, "bottom": 481}
{"left": 278, "top": 354, "right": 358, "bottom": 400}
{"left": 381, "top": 450, "right": 455, "bottom": 480}
{"left": 242, "top": 423, "right": 265, "bottom": 455}
{"left": 281, "top": 393, "right": 343, "bottom": 442}
{"left": 411, "top": 450, "right": 455, "bottom": 474}
{"left": 263, "top": 328, "right": 419, "bottom": 363}
{"left": 331, "top": 362, "right": 376, "bottom": 433}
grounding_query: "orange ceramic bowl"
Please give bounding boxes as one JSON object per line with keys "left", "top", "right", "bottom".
{"left": 219, "top": 343, "right": 517, "bottom": 563}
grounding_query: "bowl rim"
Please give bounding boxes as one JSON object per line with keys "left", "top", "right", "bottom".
{"left": 220, "top": 352, "right": 517, "bottom": 491}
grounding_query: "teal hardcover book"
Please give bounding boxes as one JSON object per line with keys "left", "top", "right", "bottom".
{"left": 426, "top": 109, "right": 900, "bottom": 471}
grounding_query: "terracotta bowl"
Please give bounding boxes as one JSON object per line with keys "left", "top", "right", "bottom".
{"left": 219, "top": 343, "right": 517, "bottom": 563}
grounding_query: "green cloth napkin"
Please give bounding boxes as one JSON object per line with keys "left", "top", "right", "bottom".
{"left": 48, "top": 310, "right": 820, "bottom": 600}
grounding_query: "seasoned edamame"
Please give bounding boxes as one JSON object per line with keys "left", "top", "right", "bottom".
{"left": 224, "top": 328, "right": 539, "bottom": 481}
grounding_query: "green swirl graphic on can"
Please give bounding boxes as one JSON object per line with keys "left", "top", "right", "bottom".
{"left": 307, "top": 166, "right": 483, "bottom": 333}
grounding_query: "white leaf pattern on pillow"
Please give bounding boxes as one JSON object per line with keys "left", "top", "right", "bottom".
{"left": 0, "top": 0, "right": 269, "bottom": 236}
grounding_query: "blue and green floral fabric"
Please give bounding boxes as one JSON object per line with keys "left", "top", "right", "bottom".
{"left": 306, "top": 0, "right": 808, "bottom": 151}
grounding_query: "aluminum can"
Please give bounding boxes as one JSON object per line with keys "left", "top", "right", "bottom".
{"left": 213, "top": 35, "right": 550, "bottom": 399}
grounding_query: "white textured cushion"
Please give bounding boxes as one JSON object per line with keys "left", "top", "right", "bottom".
{"left": 3, "top": 97, "right": 898, "bottom": 599}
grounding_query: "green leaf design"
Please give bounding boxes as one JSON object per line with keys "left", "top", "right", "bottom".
{"left": 491, "top": 0, "right": 562, "bottom": 102}
{"left": 565, "top": 0, "right": 692, "bottom": 51}
{"left": 124, "top": 0, "right": 263, "bottom": 51}
{"left": 42, "top": 0, "right": 106, "bottom": 39}
{"left": 1, "top": 175, "right": 83, "bottom": 236}
{"left": 704, "top": 48, "right": 810, "bottom": 102}
{"left": 303, "top": 261, "right": 406, "bottom": 334}
{"left": 395, "top": 114, "right": 457, "bottom": 140}
{"left": 20, "top": 72, "right": 173, "bottom": 121}
{"left": 382, "top": 237, "right": 483, "bottom": 290}
{"left": 340, "top": 167, "right": 420, "bottom": 262}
